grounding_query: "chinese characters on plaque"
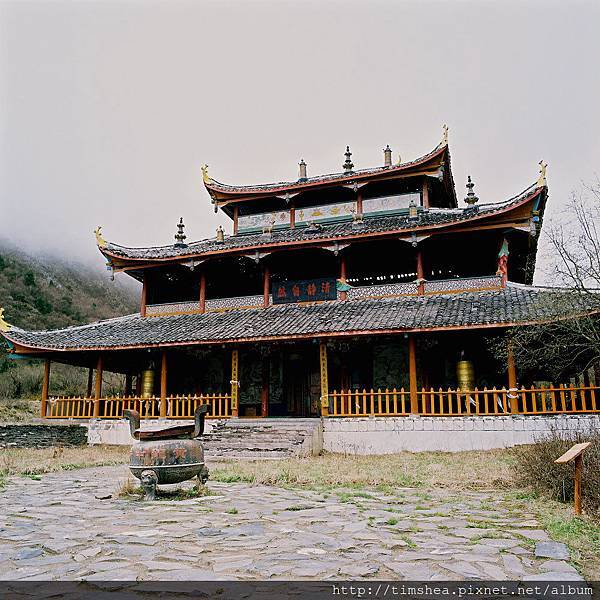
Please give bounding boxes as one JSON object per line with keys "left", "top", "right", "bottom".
{"left": 272, "top": 278, "right": 338, "bottom": 304}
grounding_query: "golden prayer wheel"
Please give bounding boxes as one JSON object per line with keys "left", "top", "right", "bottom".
{"left": 141, "top": 369, "right": 155, "bottom": 398}
{"left": 456, "top": 360, "right": 475, "bottom": 392}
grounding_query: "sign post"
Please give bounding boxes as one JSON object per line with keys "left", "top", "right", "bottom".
{"left": 554, "top": 442, "right": 591, "bottom": 515}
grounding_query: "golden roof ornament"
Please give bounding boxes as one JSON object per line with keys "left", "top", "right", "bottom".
{"left": 441, "top": 124, "right": 449, "bottom": 146}
{"left": 464, "top": 175, "right": 479, "bottom": 206}
{"left": 94, "top": 226, "right": 106, "bottom": 248}
{"left": 215, "top": 225, "right": 225, "bottom": 244}
{"left": 537, "top": 160, "right": 548, "bottom": 187}
{"left": 201, "top": 164, "right": 210, "bottom": 183}
{"left": 0, "top": 308, "right": 11, "bottom": 333}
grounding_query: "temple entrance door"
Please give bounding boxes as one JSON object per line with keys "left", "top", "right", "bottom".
{"left": 283, "top": 352, "right": 319, "bottom": 417}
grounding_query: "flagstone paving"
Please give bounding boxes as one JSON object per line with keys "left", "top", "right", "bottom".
{"left": 0, "top": 465, "right": 583, "bottom": 581}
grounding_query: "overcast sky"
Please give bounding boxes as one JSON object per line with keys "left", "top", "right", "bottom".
{"left": 1, "top": 0, "right": 599, "bottom": 283}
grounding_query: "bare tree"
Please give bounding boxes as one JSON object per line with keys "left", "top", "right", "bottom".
{"left": 507, "top": 180, "right": 600, "bottom": 380}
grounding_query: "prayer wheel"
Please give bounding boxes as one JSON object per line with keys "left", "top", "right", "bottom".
{"left": 456, "top": 360, "right": 475, "bottom": 392}
{"left": 141, "top": 369, "right": 155, "bottom": 398}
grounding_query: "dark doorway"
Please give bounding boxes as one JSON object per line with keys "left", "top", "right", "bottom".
{"left": 281, "top": 350, "right": 320, "bottom": 417}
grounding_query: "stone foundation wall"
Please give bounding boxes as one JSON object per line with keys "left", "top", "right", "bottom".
{"left": 323, "top": 415, "right": 600, "bottom": 454}
{"left": 0, "top": 424, "right": 88, "bottom": 448}
{"left": 87, "top": 419, "right": 218, "bottom": 445}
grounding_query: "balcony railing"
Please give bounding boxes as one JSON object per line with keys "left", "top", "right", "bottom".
{"left": 330, "top": 385, "right": 600, "bottom": 417}
{"left": 44, "top": 394, "right": 232, "bottom": 420}
{"left": 43, "top": 385, "right": 600, "bottom": 419}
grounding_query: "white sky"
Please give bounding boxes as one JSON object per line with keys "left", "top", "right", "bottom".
{"left": 1, "top": 0, "right": 599, "bottom": 284}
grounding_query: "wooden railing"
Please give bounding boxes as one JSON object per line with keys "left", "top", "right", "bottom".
{"left": 330, "top": 385, "right": 600, "bottom": 417}
{"left": 330, "top": 389, "right": 411, "bottom": 416}
{"left": 44, "top": 393, "right": 232, "bottom": 420}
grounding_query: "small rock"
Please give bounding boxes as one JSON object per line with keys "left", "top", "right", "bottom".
{"left": 94, "top": 494, "right": 112, "bottom": 500}
{"left": 15, "top": 548, "right": 43, "bottom": 561}
{"left": 297, "top": 548, "right": 327, "bottom": 556}
{"left": 535, "top": 541, "right": 570, "bottom": 560}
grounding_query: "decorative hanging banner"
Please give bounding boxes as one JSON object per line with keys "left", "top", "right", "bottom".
{"left": 272, "top": 278, "right": 337, "bottom": 304}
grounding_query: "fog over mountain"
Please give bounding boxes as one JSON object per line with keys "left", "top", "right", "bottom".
{"left": 1, "top": 1, "right": 599, "bottom": 284}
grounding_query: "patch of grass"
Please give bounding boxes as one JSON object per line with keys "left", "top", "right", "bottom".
{"left": 532, "top": 498, "right": 600, "bottom": 580}
{"left": 385, "top": 517, "right": 399, "bottom": 526}
{"left": 0, "top": 445, "right": 129, "bottom": 488}
{"left": 337, "top": 490, "right": 375, "bottom": 503}
{"left": 117, "top": 476, "right": 215, "bottom": 501}
{"left": 414, "top": 504, "right": 427, "bottom": 511}
{"left": 210, "top": 449, "right": 513, "bottom": 492}
{"left": 284, "top": 504, "right": 315, "bottom": 512}
{"left": 468, "top": 531, "right": 506, "bottom": 543}
{"left": 225, "top": 507, "right": 238, "bottom": 514}
{"left": 395, "top": 533, "right": 417, "bottom": 548}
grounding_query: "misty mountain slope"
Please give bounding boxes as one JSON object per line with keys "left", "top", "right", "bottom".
{"left": 0, "top": 242, "right": 139, "bottom": 331}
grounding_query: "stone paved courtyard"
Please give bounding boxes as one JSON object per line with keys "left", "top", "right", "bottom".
{"left": 0, "top": 465, "right": 583, "bottom": 581}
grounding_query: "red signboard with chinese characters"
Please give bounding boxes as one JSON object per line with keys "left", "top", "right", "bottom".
{"left": 272, "top": 278, "right": 337, "bottom": 304}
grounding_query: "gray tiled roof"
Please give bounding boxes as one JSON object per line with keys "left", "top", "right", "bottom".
{"left": 102, "top": 185, "right": 541, "bottom": 261}
{"left": 205, "top": 144, "right": 446, "bottom": 194}
{"left": 4, "top": 283, "right": 595, "bottom": 352}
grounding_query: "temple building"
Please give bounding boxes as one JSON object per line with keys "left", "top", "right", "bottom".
{"left": 2, "top": 128, "right": 599, "bottom": 421}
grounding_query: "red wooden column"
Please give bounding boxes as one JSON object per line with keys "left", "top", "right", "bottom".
{"left": 93, "top": 354, "right": 103, "bottom": 418}
{"left": 290, "top": 207, "right": 296, "bottom": 229}
{"left": 507, "top": 339, "right": 517, "bottom": 390}
{"left": 422, "top": 179, "right": 430, "bottom": 209}
{"left": 263, "top": 266, "right": 270, "bottom": 308}
{"left": 408, "top": 335, "right": 419, "bottom": 414}
{"left": 356, "top": 190, "right": 363, "bottom": 215}
{"left": 160, "top": 350, "right": 168, "bottom": 418}
{"left": 41, "top": 359, "right": 50, "bottom": 417}
{"left": 140, "top": 273, "right": 148, "bottom": 317}
{"left": 233, "top": 206, "right": 239, "bottom": 235}
{"left": 261, "top": 356, "right": 270, "bottom": 417}
{"left": 416, "top": 249, "right": 425, "bottom": 295}
{"left": 339, "top": 256, "right": 348, "bottom": 301}
{"left": 199, "top": 272, "right": 206, "bottom": 313}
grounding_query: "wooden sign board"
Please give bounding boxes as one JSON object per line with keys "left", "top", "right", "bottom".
{"left": 554, "top": 442, "right": 591, "bottom": 464}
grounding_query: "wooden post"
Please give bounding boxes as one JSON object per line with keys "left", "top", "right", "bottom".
{"left": 263, "top": 266, "right": 270, "bottom": 308}
{"left": 160, "top": 350, "right": 168, "bottom": 418}
{"left": 140, "top": 273, "right": 148, "bottom": 317}
{"left": 86, "top": 367, "right": 94, "bottom": 398}
{"left": 356, "top": 190, "right": 363, "bottom": 215}
{"left": 94, "top": 353, "right": 103, "bottom": 418}
{"left": 231, "top": 349, "right": 239, "bottom": 417}
{"left": 41, "top": 359, "right": 50, "bottom": 417}
{"left": 290, "top": 207, "right": 296, "bottom": 229}
{"left": 422, "top": 179, "right": 430, "bottom": 209}
{"left": 199, "top": 272, "right": 206, "bottom": 313}
{"left": 555, "top": 442, "right": 590, "bottom": 516}
{"left": 507, "top": 339, "right": 517, "bottom": 390}
{"left": 408, "top": 335, "right": 418, "bottom": 414}
{"left": 416, "top": 249, "right": 424, "bottom": 295}
{"left": 233, "top": 206, "right": 239, "bottom": 235}
{"left": 261, "top": 356, "right": 269, "bottom": 418}
{"left": 319, "top": 342, "right": 329, "bottom": 417}
{"left": 574, "top": 454, "right": 583, "bottom": 515}
{"left": 339, "top": 256, "right": 347, "bottom": 301}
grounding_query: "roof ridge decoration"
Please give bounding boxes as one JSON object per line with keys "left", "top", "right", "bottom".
{"left": 537, "top": 160, "right": 548, "bottom": 187}
{"left": 0, "top": 308, "right": 11, "bottom": 333}
{"left": 94, "top": 226, "right": 107, "bottom": 248}
{"left": 441, "top": 124, "right": 449, "bottom": 146}
{"left": 201, "top": 164, "right": 210, "bottom": 184}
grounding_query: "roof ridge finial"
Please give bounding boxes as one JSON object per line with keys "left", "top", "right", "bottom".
{"left": 0, "top": 307, "right": 11, "bottom": 333}
{"left": 441, "top": 124, "right": 449, "bottom": 146}
{"left": 94, "top": 226, "right": 106, "bottom": 248}
{"left": 537, "top": 160, "right": 548, "bottom": 187}
{"left": 464, "top": 175, "right": 479, "bottom": 206}
{"left": 298, "top": 158, "right": 307, "bottom": 181}
{"left": 215, "top": 225, "right": 225, "bottom": 244}
{"left": 174, "top": 217, "right": 187, "bottom": 248}
{"left": 201, "top": 164, "right": 210, "bottom": 183}
{"left": 343, "top": 146, "right": 354, "bottom": 174}
{"left": 383, "top": 145, "right": 392, "bottom": 167}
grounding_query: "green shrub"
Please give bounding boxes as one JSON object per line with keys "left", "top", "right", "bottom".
{"left": 512, "top": 428, "right": 600, "bottom": 516}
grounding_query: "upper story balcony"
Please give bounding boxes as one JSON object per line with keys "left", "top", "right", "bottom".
{"left": 145, "top": 274, "right": 504, "bottom": 317}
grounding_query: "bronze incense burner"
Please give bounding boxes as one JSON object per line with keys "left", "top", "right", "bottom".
{"left": 124, "top": 405, "right": 209, "bottom": 500}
